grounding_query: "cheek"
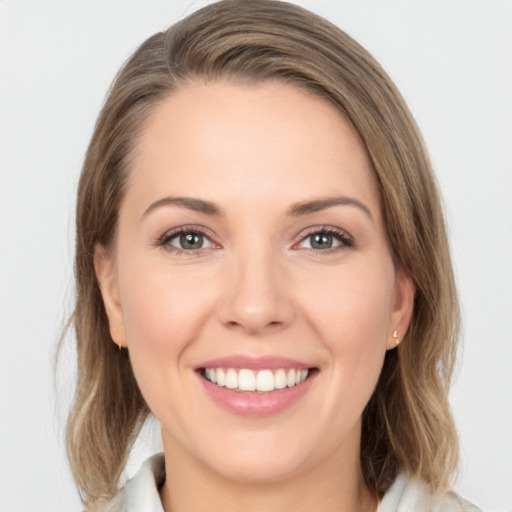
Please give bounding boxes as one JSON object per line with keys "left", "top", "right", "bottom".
{"left": 116, "top": 256, "right": 215, "bottom": 404}
{"left": 119, "top": 254, "right": 213, "bottom": 350}
{"left": 125, "top": 283, "right": 188, "bottom": 347}
{"left": 304, "top": 265, "right": 393, "bottom": 343}
{"left": 300, "top": 264, "right": 393, "bottom": 393}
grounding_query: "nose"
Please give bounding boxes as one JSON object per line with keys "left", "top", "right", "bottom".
{"left": 216, "top": 250, "right": 295, "bottom": 335}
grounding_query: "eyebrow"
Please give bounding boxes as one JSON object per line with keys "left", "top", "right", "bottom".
{"left": 142, "top": 197, "right": 223, "bottom": 218}
{"left": 287, "top": 196, "right": 373, "bottom": 221}
{"left": 142, "top": 195, "right": 372, "bottom": 221}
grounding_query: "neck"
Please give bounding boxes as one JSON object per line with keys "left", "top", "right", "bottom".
{"left": 159, "top": 429, "right": 378, "bottom": 512}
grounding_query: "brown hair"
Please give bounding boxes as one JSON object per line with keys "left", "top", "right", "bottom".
{"left": 65, "top": 0, "right": 459, "bottom": 507}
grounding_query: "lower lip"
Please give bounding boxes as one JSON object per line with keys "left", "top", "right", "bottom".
{"left": 198, "top": 371, "right": 316, "bottom": 417}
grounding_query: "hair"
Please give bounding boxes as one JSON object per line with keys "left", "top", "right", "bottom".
{"left": 65, "top": 0, "right": 460, "bottom": 508}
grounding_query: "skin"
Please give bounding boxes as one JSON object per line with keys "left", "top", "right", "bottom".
{"left": 95, "top": 80, "right": 414, "bottom": 512}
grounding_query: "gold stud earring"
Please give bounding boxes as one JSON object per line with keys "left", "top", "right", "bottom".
{"left": 393, "top": 330, "right": 400, "bottom": 346}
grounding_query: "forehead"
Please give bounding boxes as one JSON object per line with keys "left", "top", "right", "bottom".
{"left": 126, "top": 80, "right": 380, "bottom": 219}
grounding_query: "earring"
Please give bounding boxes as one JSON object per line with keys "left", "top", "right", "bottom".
{"left": 393, "top": 330, "right": 400, "bottom": 346}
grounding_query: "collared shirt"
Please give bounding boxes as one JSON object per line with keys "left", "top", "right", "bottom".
{"left": 106, "top": 453, "right": 481, "bottom": 512}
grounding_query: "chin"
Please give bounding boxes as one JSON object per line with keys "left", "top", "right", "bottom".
{"left": 209, "top": 452, "right": 307, "bottom": 485}
{"left": 193, "top": 429, "right": 319, "bottom": 484}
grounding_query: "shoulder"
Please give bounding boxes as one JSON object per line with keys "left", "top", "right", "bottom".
{"left": 378, "top": 473, "right": 482, "bottom": 512}
{"left": 104, "top": 453, "right": 165, "bottom": 512}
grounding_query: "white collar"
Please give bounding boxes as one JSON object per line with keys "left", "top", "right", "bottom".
{"left": 105, "top": 453, "right": 165, "bottom": 512}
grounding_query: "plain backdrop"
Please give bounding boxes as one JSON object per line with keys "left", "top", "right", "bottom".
{"left": 1, "top": 1, "right": 511, "bottom": 511}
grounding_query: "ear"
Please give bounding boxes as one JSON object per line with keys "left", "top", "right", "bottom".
{"left": 386, "top": 268, "right": 415, "bottom": 350}
{"left": 94, "top": 243, "right": 126, "bottom": 348}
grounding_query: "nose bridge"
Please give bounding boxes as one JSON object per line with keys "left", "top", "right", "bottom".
{"left": 217, "top": 241, "right": 294, "bottom": 333}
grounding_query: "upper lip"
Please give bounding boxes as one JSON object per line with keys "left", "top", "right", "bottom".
{"left": 196, "top": 355, "right": 313, "bottom": 370}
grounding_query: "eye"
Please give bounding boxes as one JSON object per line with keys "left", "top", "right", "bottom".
{"left": 175, "top": 232, "right": 209, "bottom": 250}
{"left": 157, "top": 227, "right": 217, "bottom": 253}
{"left": 296, "top": 227, "right": 353, "bottom": 252}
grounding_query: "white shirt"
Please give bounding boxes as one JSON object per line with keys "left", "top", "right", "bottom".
{"left": 106, "top": 453, "right": 481, "bottom": 512}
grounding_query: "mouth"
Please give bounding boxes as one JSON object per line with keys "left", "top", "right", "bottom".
{"left": 199, "top": 367, "right": 315, "bottom": 392}
{"left": 195, "top": 356, "right": 319, "bottom": 416}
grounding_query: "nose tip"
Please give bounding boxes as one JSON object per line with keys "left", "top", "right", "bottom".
{"left": 223, "top": 307, "right": 285, "bottom": 334}
{"left": 217, "top": 258, "right": 295, "bottom": 335}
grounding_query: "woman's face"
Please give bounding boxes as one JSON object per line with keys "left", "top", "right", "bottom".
{"left": 96, "top": 80, "right": 413, "bottom": 484}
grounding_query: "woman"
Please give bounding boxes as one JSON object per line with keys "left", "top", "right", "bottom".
{"left": 66, "top": 1, "right": 481, "bottom": 510}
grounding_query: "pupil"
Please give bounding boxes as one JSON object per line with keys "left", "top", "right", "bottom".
{"left": 180, "top": 233, "right": 203, "bottom": 249}
{"left": 311, "top": 233, "right": 332, "bottom": 249}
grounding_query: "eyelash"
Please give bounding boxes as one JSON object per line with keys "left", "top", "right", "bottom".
{"left": 155, "top": 225, "right": 354, "bottom": 255}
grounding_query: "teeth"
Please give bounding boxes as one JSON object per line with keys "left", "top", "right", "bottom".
{"left": 238, "top": 369, "right": 256, "bottom": 391}
{"left": 275, "top": 369, "right": 287, "bottom": 389}
{"left": 216, "top": 368, "right": 226, "bottom": 387}
{"left": 205, "top": 368, "right": 217, "bottom": 384}
{"left": 226, "top": 369, "right": 238, "bottom": 389}
{"left": 256, "top": 370, "right": 274, "bottom": 392}
{"left": 203, "top": 367, "right": 309, "bottom": 392}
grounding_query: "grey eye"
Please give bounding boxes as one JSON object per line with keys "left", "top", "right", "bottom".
{"left": 300, "top": 232, "right": 343, "bottom": 250}
{"left": 297, "top": 228, "right": 353, "bottom": 252}
{"left": 179, "top": 232, "right": 205, "bottom": 250}
{"left": 310, "top": 233, "right": 334, "bottom": 249}
{"left": 160, "top": 229, "right": 215, "bottom": 252}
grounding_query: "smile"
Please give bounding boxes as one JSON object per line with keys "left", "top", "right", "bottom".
{"left": 196, "top": 356, "right": 317, "bottom": 416}
{"left": 202, "top": 368, "right": 309, "bottom": 392}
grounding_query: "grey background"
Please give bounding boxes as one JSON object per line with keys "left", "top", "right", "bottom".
{"left": 1, "top": 0, "right": 511, "bottom": 510}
